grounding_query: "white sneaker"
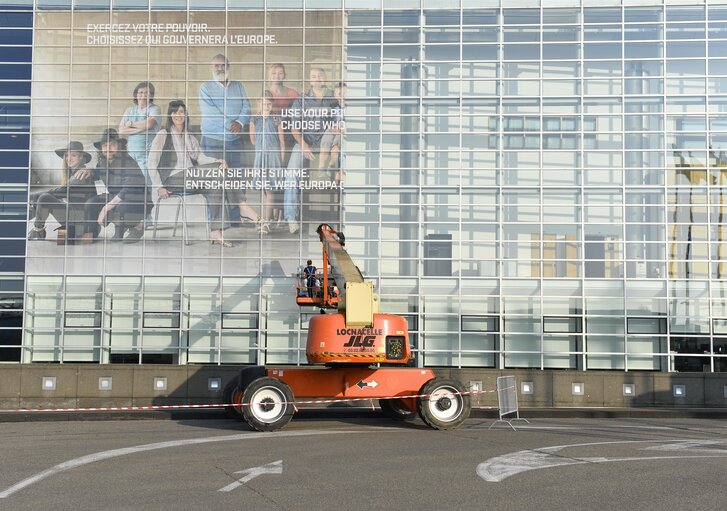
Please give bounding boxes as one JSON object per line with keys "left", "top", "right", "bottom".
{"left": 288, "top": 220, "right": 299, "bottom": 234}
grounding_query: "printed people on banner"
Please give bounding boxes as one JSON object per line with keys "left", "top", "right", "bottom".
{"left": 318, "top": 81, "right": 346, "bottom": 182}
{"left": 199, "top": 53, "right": 251, "bottom": 168}
{"left": 265, "top": 63, "right": 300, "bottom": 223}
{"left": 147, "top": 100, "right": 231, "bottom": 247}
{"left": 283, "top": 67, "right": 338, "bottom": 234}
{"left": 198, "top": 53, "right": 261, "bottom": 227}
{"left": 27, "top": 141, "right": 96, "bottom": 241}
{"left": 267, "top": 63, "right": 299, "bottom": 118}
{"left": 118, "top": 81, "right": 162, "bottom": 191}
{"left": 30, "top": 55, "right": 344, "bottom": 247}
{"left": 249, "top": 91, "right": 286, "bottom": 235}
{"left": 85, "top": 128, "right": 149, "bottom": 243}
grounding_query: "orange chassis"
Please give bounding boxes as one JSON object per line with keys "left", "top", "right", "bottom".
{"left": 232, "top": 365, "right": 435, "bottom": 414}
{"left": 267, "top": 366, "right": 436, "bottom": 412}
{"left": 229, "top": 365, "right": 472, "bottom": 431}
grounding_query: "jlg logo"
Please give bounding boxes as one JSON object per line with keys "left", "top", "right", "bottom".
{"left": 342, "top": 335, "right": 376, "bottom": 348}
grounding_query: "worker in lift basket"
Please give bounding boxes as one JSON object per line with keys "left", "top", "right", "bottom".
{"left": 303, "top": 259, "right": 319, "bottom": 298}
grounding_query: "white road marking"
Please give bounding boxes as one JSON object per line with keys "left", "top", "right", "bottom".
{"left": 218, "top": 460, "right": 283, "bottom": 492}
{"left": 477, "top": 440, "right": 727, "bottom": 483}
{"left": 0, "top": 429, "right": 371, "bottom": 499}
{"left": 471, "top": 424, "right": 683, "bottom": 432}
{"left": 642, "top": 440, "right": 727, "bottom": 453}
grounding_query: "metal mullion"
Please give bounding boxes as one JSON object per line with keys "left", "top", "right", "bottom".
{"left": 705, "top": 18, "right": 715, "bottom": 374}
{"left": 579, "top": 0, "right": 587, "bottom": 372}
{"left": 497, "top": 6, "right": 504, "bottom": 370}
{"left": 456, "top": 1, "right": 463, "bottom": 370}
{"left": 620, "top": 2, "right": 628, "bottom": 372}
{"left": 662, "top": 3, "right": 673, "bottom": 373}
{"left": 539, "top": 5, "right": 544, "bottom": 372}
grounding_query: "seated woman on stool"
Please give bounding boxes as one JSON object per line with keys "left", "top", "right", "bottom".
{"left": 28, "top": 141, "right": 95, "bottom": 241}
{"left": 147, "top": 100, "right": 229, "bottom": 246}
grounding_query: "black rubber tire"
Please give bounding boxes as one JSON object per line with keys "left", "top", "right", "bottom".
{"left": 379, "top": 398, "right": 417, "bottom": 421}
{"left": 416, "top": 378, "right": 471, "bottom": 430}
{"left": 241, "top": 377, "right": 295, "bottom": 432}
{"left": 222, "top": 379, "right": 244, "bottom": 420}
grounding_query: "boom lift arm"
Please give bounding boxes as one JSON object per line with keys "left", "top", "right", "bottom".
{"left": 297, "top": 223, "right": 379, "bottom": 328}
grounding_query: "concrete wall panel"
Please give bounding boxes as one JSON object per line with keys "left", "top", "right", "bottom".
{"left": 1, "top": 365, "right": 727, "bottom": 412}
{"left": 0, "top": 366, "right": 21, "bottom": 408}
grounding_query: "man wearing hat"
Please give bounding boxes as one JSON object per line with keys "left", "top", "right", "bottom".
{"left": 83, "top": 128, "right": 149, "bottom": 243}
{"left": 27, "top": 140, "right": 96, "bottom": 241}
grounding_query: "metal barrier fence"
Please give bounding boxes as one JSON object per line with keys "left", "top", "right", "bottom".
{"left": 489, "top": 375, "right": 529, "bottom": 431}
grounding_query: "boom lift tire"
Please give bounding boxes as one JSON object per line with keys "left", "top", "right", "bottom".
{"left": 416, "top": 378, "right": 471, "bottom": 430}
{"left": 222, "top": 379, "right": 244, "bottom": 419}
{"left": 241, "top": 377, "right": 295, "bottom": 432}
{"left": 379, "top": 398, "right": 417, "bottom": 421}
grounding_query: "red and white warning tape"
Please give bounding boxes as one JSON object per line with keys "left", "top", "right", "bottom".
{"left": 0, "top": 389, "right": 494, "bottom": 414}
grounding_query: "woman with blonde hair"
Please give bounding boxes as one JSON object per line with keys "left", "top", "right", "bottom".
{"left": 266, "top": 63, "right": 299, "bottom": 116}
{"left": 27, "top": 141, "right": 95, "bottom": 240}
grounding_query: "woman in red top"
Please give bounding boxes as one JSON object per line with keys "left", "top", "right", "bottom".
{"left": 267, "top": 63, "right": 299, "bottom": 116}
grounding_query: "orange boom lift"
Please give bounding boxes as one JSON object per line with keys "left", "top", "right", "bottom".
{"left": 226, "top": 224, "right": 471, "bottom": 431}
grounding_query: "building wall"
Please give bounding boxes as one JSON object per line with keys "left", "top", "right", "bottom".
{"left": 1, "top": 364, "right": 726, "bottom": 409}
{"left": 2, "top": 1, "right": 727, "bottom": 373}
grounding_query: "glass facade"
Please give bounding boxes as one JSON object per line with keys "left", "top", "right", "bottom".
{"left": 2, "top": 0, "right": 727, "bottom": 372}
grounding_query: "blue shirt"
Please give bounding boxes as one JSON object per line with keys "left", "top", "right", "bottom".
{"left": 199, "top": 79, "right": 251, "bottom": 142}
{"left": 290, "top": 88, "right": 337, "bottom": 147}
{"left": 120, "top": 103, "right": 162, "bottom": 156}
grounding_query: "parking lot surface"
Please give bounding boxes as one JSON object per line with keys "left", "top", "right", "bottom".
{"left": 1, "top": 412, "right": 726, "bottom": 510}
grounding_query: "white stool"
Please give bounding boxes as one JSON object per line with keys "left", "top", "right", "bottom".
{"left": 152, "top": 193, "right": 210, "bottom": 245}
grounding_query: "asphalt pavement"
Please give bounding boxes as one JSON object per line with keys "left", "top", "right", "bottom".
{"left": 1, "top": 413, "right": 726, "bottom": 510}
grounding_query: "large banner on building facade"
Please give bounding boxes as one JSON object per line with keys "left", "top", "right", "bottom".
{"left": 27, "top": 9, "right": 344, "bottom": 276}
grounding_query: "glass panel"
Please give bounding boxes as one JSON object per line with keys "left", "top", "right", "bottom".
{"left": 461, "top": 315, "right": 498, "bottom": 332}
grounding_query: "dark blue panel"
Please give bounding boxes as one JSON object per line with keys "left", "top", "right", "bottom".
{"left": 0, "top": 82, "right": 30, "bottom": 96}
{"left": 0, "top": 202, "right": 28, "bottom": 218}
{"left": 0, "top": 258, "right": 24, "bottom": 272}
{"left": 1, "top": 2, "right": 30, "bottom": 10}
{"left": 0, "top": 134, "right": 29, "bottom": 150}
{"left": 0, "top": 153, "right": 29, "bottom": 168}
{"left": 0, "top": 100, "right": 29, "bottom": 116}
{"left": 0, "top": 64, "right": 31, "bottom": 80}
{"left": 0, "top": 11, "right": 33, "bottom": 22}
{"left": 0, "top": 222, "right": 26, "bottom": 237}
{"left": 0, "top": 46, "right": 33, "bottom": 63}
{"left": 0, "top": 239, "right": 25, "bottom": 255}
{"left": 0, "top": 30, "right": 32, "bottom": 46}
{"left": 0, "top": 278, "right": 22, "bottom": 292}
{"left": 0, "top": 169, "right": 28, "bottom": 185}
{"left": 0, "top": 188, "right": 26, "bottom": 203}
{"left": 0, "top": 118, "right": 29, "bottom": 132}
